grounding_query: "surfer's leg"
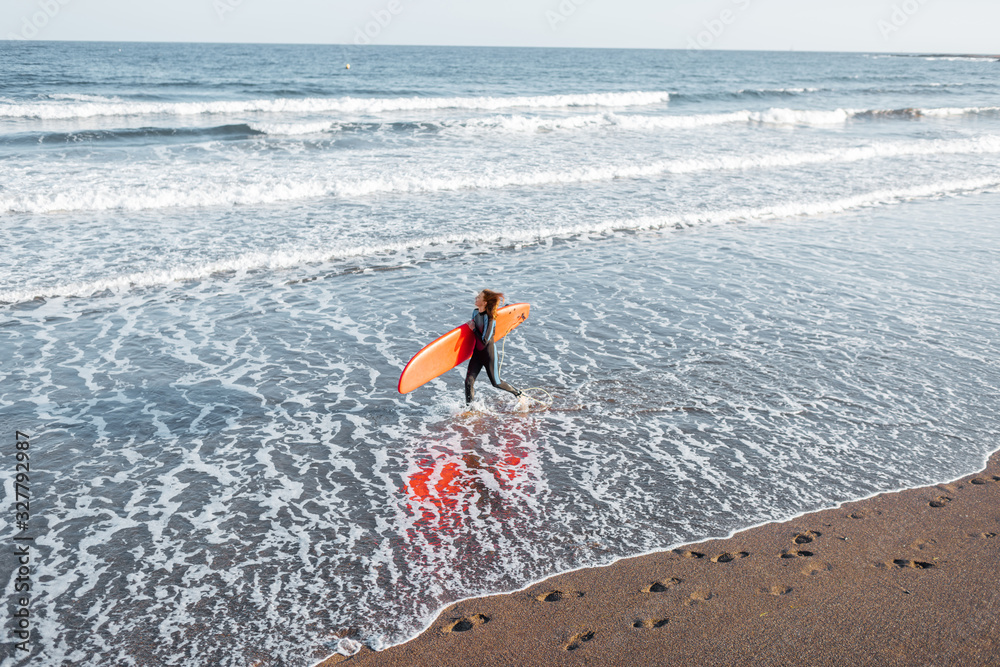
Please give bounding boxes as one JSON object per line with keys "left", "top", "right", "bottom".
{"left": 484, "top": 343, "right": 521, "bottom": 398}
{"left": 465, "top": 350, "right": 485, "bottom": 404}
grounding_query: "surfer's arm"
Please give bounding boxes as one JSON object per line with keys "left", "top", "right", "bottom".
{"left": 481, "top": 314, "right": 495, "bottom": 345}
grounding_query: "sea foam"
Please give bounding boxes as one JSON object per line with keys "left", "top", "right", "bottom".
{"left": 4, "top": 176, "right": 997, "bottom": 304}
{"left": 4, "top": 136, "right": 999, "bottom": 215}
{"left": 0, "top": 91, "right": 672, "bottom": 120}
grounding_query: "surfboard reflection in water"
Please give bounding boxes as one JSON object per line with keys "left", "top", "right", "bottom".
{"left": 397, "top": 413, "right": 545, "bottom": 585}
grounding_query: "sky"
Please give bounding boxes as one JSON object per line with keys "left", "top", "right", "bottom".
{"left": 2, "top": 0, "right": 998, "bottom": 54}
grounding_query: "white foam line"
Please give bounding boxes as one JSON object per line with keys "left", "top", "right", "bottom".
{"left": 460, "top": 108, "right": 842, "bottom": 133}
{"left": 445, "top": 104, "right": 1000, "bottom": 132}
{"left": 337, "top": 103, "right": 1000, "bottom": 133}
{"left": 329, "top": 442, "right": 1000, "bottom": 658}
{"left": 3, "top": 176, "right": 998, "bottom": 305}
{"left": 736, "top": 87, "right": 821, "bottom": 95}
{"left": 0, "top": 91, "right": 672, "bottom": 120}
{"left": 920, "top": 106, "right": 1000, "bottom": 117}
{"left": 6, "top": 135, "right": 1000, "bottom": 215}
{"left": 920, "top": 56, "right": 998, "bottom": 62}
{"left": 463, "top": 110, "right": 753, "bottom": 133}
{"left": 449, "top": 135, "right": 1000, "bottom": 190}
{"left": 247, "top": 121, "right": 333, "bottom": 136}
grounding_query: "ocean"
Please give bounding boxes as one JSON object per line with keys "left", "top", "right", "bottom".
{"left": 1, "top": 42, "right": 999, "bottom": 666}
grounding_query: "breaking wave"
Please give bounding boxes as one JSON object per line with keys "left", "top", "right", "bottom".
{"left": 4, "top": 136, "right": 999, "bottom": 215}
{"left": 4, "top": 176, "right": 997, "bottom": 304}
{"left": 0, "top": 91, "right": 672, "bottom": 120}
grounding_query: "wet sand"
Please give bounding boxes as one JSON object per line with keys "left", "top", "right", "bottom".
{"left": 322, "top": 451, "right": 1000, "bottom": 666}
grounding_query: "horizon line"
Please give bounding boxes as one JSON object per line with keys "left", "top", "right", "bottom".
{"left": 2, "top": 38, "right": 999, "bottom": 59}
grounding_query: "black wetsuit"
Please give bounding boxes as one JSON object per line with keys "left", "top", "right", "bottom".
{"left": 465, "top": 309, "right": 520, "bottom": 404}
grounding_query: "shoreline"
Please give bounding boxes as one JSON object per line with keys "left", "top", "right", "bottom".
{"left": 322, "top": 449, "right": 1000, "bottom": 666}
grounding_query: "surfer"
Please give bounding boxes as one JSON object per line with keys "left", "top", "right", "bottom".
{"left": 465, "top": 289, "right": 522, "bottom": 405}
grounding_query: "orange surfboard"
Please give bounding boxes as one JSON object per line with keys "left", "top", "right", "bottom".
{"left": 398, "top": 303, "right": 530, "bottom": 394}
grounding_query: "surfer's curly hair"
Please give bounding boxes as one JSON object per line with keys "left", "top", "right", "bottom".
{"left": 480, "top": 289, "right": 505, "bottom": 319}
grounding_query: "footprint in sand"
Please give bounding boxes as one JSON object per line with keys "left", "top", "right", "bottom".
{"left": 891, "top": 559, "right": 935, "bottom": 570}
{"left": 536, "top": 590, "right": 583, "bottom": 603}
{"left": 847, "top": 512, "right": 865, "bottom": 520}
{"left": 711, "top": 552, "right": 749, "bottom": 563}
{"left": 564, "top": 631, "right": 595, "bottom": 651}
{"left": 769, "top": 585, "right": 793, "bottom": 596}
{"left": 442, "top": 614, "right": 490, "bottom": 634}
{"left": 633, "top": 618, "right": 669, "bottom": 629}
{"left": 911, "top": 538, "right": 937, "bottom": 551}
{"left": 685, "top": 590, "right": 713, "bottom": 606}
{"left": 800, "top": 561, "right": 832, "bottom": 576}
{"left": 674, "top": 549, "right": 705, "bottom": 559}
{"left": 982, "top": 533, "right": 997, "bottom": 539}
{"left": 928, "top": 495, "right": 952, "bottom": 508}
{"left": 779, "top": 550, "right": 813, "bottom": 559}
{"left": 643, "top": 578, "right": 682, "bottom": 593}
{"left": 970, "top": 478, "right": 989, "bottom": 486}
{"left": 793, "top": 531, "right": 821, "bottom": 545}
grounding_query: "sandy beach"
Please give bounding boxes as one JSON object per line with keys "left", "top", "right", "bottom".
{"left": 325, "top": 450, "right": 1000, "bottom": 666}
